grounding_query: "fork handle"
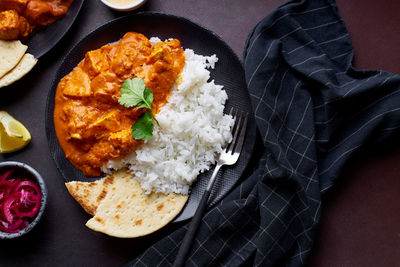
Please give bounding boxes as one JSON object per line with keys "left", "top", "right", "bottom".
{"left": 173, "top": 164, "right": 222, "bottom": 267}
{"left": 173, "top": 189, "right": 210, "bottom": 267}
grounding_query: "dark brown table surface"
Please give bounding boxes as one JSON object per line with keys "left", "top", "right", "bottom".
{"left": 0, "top": 0, "right": 399, "bottom": 266}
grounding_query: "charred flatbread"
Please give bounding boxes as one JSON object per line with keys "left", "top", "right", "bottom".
{"left": 65, "top": 175, "right": 115, "bottom": 215}
{"left": 0, "top": 40, "right": 27, "bottom": 79}
{"left": 0, "top": 53, "right": 37, "bottom": 88}
{"left": 65, "top": 169, "right": 188, "bottom": 238}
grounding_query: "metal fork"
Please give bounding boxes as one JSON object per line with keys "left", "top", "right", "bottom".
{"left": 173, "top": 108, "right": 248, "bottom": 267}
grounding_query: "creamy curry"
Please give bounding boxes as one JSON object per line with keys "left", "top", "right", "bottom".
{"left": 0, "top": 0, "right": 74, "bottom": 40}
{"left": 54, "top": 32, "right": 185, "bottom": 177}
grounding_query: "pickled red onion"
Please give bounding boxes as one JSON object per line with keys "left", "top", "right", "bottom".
{"left": 0, "top": 169, "right": 42, "bottom": 234}
{"left": 15, "top": 181, "right": 41, "bottom": 196}
{"left": 0, "top": 170, "right": 13, "bottom": 181}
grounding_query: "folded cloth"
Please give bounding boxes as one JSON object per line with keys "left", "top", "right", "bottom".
{"left": 127, "top": 0, "right": 400, "bottom": 266}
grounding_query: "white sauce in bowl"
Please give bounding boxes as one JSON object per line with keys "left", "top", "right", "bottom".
{"left": 105, "top": 0, "right": 139, "bottom": 7}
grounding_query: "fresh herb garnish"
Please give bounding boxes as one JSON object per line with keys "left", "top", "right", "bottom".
{"left": 131, "top": 112, "right": 154, "bottom": 140}
{"left": 118, "top": 78, "right": 158, "bottom": 140}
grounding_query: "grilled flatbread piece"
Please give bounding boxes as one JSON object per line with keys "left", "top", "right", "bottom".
{"left": 0, "top": 40, "right": 27, "bottom": 78}
{"left": 65, "top": 175, "right": 115, "bottom": 215}
{"left": 66, "top": 169, "right": 188, "bottom": 238}
{"left": 0, "top": 53, "right": 37, "bottom": 88}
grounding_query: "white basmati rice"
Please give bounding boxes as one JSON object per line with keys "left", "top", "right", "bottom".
{"left": 101, "top": 45, "right": 234, "bottom": 195}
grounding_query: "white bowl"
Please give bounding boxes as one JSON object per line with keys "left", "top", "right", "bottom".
{"left": 101, "top": 0, "right": 147, "bottom": 12}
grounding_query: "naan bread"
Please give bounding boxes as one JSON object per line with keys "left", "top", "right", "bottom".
{"left": 65, "top": 175, "right": 115, "bottom": 215}
{"left": 65, "top": 169, "right": 188, "bottom": 238}
{"left": 0, "top": 53, "right": 37, "bottom": 88}
{"left": 0, "top": 40, "right": 27, "bottom": 79}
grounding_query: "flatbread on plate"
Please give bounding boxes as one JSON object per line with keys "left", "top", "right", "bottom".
{"left": 65, "top": 169, "right": 188, "bottom": 238}
{"left": 0, "top": 53, "right": 37, "bottom": 88}
{"left": 65, "top": 175, "right": 115, "bottom": 216}
{"left": 0, "top": 40, "right": 27, "bottom": 78}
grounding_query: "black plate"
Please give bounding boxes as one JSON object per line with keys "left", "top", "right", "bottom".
{"left": 26, "top": 0, "right": 84, "bottom": 58}
{"left": 45, "top": 12, "right": 256, "bottom": 222}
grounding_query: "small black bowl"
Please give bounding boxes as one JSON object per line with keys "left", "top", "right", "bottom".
{"left": 0, "top": 161, "right": 47, "bottom": 239}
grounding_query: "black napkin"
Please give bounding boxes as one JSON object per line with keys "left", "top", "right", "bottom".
{"left": 127, "top": 0, "right": 400, "bottom": 266}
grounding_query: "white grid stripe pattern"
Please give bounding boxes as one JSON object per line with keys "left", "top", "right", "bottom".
{"left": 128, "top": 1, "right": 400, "bottom": 266}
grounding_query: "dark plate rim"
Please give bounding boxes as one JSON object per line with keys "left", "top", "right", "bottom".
{"left": 26, "top": 0, "right": 84, "bottom": 58}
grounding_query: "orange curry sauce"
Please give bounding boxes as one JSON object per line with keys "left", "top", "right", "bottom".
{"left": 0, "top": 0, "right": 75, "bottom": 40}
{"left": 54, "top": 33, "right": 185, "bottom": 177}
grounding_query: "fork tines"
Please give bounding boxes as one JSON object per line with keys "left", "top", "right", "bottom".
{"left": 227, "top": 108, "right": 248, "bottom": 155}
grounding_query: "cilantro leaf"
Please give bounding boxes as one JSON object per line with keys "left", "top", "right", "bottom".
{"left": 118, "top": 77, "right": 158, "bottom": 140}
{"left": 118, "top": 78, "right": 152, "bottom": 110}
{"left": 131, "top": 113, "right": 154, "bottom": 140}
{"left": 143, "top": 88, "right": 154, "bottom": 105}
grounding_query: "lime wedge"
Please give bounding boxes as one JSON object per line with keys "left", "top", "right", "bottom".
{"left": 0, "top": 111, "right": 31, "bottom": 153}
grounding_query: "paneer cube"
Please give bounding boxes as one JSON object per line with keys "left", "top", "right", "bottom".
{"left": 107, "top": 129, "right": 136, "bottom": 153}
{"left": 63, "top": 68, "right": 92, "bottom": 98}
{"left": 0, "top": 10, "right": 20, "bottom": 40}
{"left": 110, "top": 32, "right": 151, "bottom": 77}
{"left": 83, "top": 49, "right": 109, "bottom": 78}
{"left": 88, "top": 110, "right": 121, "bottom": 133}
{"left": 91, "top": 72, "right": 120, "bottom": 103}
